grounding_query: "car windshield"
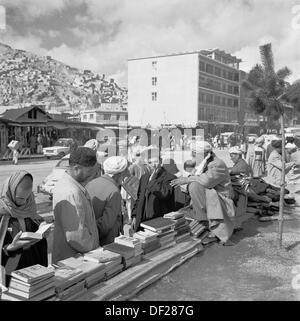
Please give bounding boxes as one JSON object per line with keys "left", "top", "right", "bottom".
{"left": 56, "top": 158, "right": 69, "bottom": 168}
{"left": 54, "top": 139, "right": 71, "bottom": 147}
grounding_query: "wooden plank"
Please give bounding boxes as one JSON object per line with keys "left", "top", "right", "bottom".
{"left": 78, "top": 239, "right": 203, "bottom": 301}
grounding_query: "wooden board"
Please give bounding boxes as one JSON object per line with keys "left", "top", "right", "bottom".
{"left": 77, "top": 239, "right": 203, "bottom": 301}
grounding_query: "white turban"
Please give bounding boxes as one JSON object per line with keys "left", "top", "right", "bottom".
{"left": 191, "top": 141, "right": 212, "bottom": 153}
{"left": 229, "top": 146, "right": 242, "bottom": 155}
{"left": 285, "top": 143, "right": 297, "bottom": 149}
{"left": 84, "top": 139, "right": 99, "bottom": 151}
{"left": 103, "top": 156, "right": 128, "bottom": 176}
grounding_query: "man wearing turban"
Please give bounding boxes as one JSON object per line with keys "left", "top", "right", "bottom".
{"left": 86, "top": 156, "right": 129, "bottom": 246}
{"left": 171, "top": 141, "right": 235, "bottom": 245}
{"left": 266, "top": 140, "right": 296, "bottom": 187}
{"left": 229, "top": 146, "right": 253, "bottom": 177}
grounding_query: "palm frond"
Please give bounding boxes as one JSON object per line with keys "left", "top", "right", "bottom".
{"left": 276, "top": 67, "right": 292, "bottom": 80}
{"left": 259, "top": 43, "right": 275, "bottom": 75}
{"left": 247, "top": 64, "right": 265, "bottom": 88}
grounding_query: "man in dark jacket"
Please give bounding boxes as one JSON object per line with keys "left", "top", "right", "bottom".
{"left": 131, "top": 157, "right": 176, "bottom": 232}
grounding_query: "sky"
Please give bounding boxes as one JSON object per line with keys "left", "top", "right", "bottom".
{"left": 0, "top": 0, "right": 299, "bottom": 86}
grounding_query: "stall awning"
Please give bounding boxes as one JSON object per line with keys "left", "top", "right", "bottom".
{"left": 48, "top": 123, "right": 69, "bottom": 130}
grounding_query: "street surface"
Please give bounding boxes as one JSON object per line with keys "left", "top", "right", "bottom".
{"left": 1, "top": 149, "right": 300, "bottom": 300}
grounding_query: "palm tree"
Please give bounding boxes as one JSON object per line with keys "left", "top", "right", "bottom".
{"left": 243, "top": 43, "right": 300, "bottom": 247}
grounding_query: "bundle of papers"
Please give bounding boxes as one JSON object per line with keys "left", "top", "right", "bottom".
{"left": 188, "top": 219, "right": 207, "bottom": 238}
{"left": 1, "top": 264, "right": 55, "bottom": 301}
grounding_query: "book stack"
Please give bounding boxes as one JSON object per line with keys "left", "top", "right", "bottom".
{"left": 1, "top": 264, "right": 55, "bottom": 301}
{"left": 58, "top": 256, "right": 106, "bottom": 289}
{"left": 104, "top": 241, "right": 139, "bottom": 271}
{"left": 83, "top": 247, "right": 123, "bottom": 281}
{"left": 114, "top": 235, "right": 143, "bottom": 268}
{"left": 133, "top": 230, "right": 161, "bottom": 255}
{"left": 53, "top": 264, "right": 86, "bottom": 301}
{"left": 140, "top": 217, "right": 176, "bottom": 250}
{"left": 164, "top": 212, "right": 191, "bottom": 243}
{"left": 188, "top": 219, "right": 208, "bottom": 239}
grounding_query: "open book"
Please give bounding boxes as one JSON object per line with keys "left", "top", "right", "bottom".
{"left": 19, "top": 223, "right": 53, "bottom": 240}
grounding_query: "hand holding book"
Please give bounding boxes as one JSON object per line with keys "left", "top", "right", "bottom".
{"left": 5, "top": 231, "right": 40, "bottom": 252}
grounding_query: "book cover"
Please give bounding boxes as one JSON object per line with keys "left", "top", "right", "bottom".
{"left": 1, "top": 287, "right": 55, "bottom": 301}
{"left": 83, "top": 247, "right": 122, "bottom": 264}
{"left": 140, "top": 217, "right": 176, "bottom": 232}
{"left": 11, "top": 265, "right": 54, "bottom": 284}
{"left": 104, "top": 243, "right": 135, "bottom": 260}
{"left": 115, "top": 235, "right": 141, "bottom": 247}
{"left": 53, "top": 266, "right": 84, "bottom": 293}
{"left": 163, "top": 212, "right": 184, "bottom": 220}
{"left": 19, "top": 223, "right": 53, "bottom": 240}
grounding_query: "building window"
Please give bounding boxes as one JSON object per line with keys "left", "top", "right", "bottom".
{"left": 206, "top": 93, "right": 213, "bottom": 104}
{"left": 152, "top": 61, "right": 157, "bottom": 70}
{"left": 83, "top": 114, "right": 87, "bottom": 120}
{"left": 214, "top": 95, "right": 221, "bottom": 105}
{"left": 152, "top": 77, "right": 157, "bottom": 86}
{"left": 227, "top": 71, "right": 233, "bottom": 80}
{"left": 89, "top": 114, "right": 94, "bottom": 120}
{"left": 222, "top": 83, "right": 227, "bottom": 92}
{"left": 222, "top": 97, "right": 226, "bottom": 106}
{"left": 104, "top": 114, "right": 111, "bottom": 120}
{"left": 233, "top": 86, "right": 239, "bottom": 95}
{"left": 199, "top": 61, "right": 205, "bottom": 71}
{"left": 199, "top": 92, "right": 205, "bottom": 103}
{"left": 205, "top": 64, "right": 214, "bottom": 74}
{"left": 152, "top": 92, "right": 157, "bottom": 101}
{"left": 28, "top": 110, "right": 32, "bottom": 119}
{"left": 234, "top": 72, "right": 239, "bottom": 82}
{"left": 227, "top": 85, "right": 233, "bottom": 94}
{"left": 234, "top": 99, "right": 239, "bottom": 107}
{"left": 214, "top": 67, "right": 221, "bottom": 77}
{"left": 199, "top": 75, "right": 206, "bottom": 86}
{"left": 227, "top": 98, "right": 233, "bottom": 107}
{"left": 222, "top": 69, "right": 227, "bottom": 79}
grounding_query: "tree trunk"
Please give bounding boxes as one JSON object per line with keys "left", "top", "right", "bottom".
{"left": 278, "top": 113, "right": 286, "bottom": 248}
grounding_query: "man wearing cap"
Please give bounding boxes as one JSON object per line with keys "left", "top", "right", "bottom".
{"left": 170, "top": 141, "right": 235, "bottom": 245}
{"left": 229, "top": 146, "right": 253, "bottom": 177}
{"left": 86, "top": 156, "right": 129, "bottom": 246}
{"left": 266, "top": 140, "right": 296, "bottom": 187}
{"left": 52, "top": 147, "right": 100, "bottom": 263}
{"left": 131, "top": 156, "right": 177, "bottom": 232}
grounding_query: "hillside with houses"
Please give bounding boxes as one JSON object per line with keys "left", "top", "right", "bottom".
{"left": 0, "top": 42, "right": 128, "bottom": 113}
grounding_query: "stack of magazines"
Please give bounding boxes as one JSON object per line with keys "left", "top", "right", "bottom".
{"left": 164, "top": 212, "right": 191, "bottom": 243}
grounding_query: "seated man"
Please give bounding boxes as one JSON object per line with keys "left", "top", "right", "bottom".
{"left": 229, "top": 146, "right": 253, "bottom": 177}
{"left": 170, "top": 141, "right": 235, "bottom": 245}
{"left": 131, "top": 156, "right": 177, "bottom": 232}
{"left": 86, "top": 156, "right": 129, "bottom": 246}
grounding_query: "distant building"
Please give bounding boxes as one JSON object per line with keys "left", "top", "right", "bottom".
{"left": 80, "top": 103, "right": 128, "bottom": 126}
{"left": 128, "top": 49, "right": 242, "bottom": 133}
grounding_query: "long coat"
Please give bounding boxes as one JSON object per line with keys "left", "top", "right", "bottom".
{"left": 132, "top": 166, "right": 176, "bottom": 231}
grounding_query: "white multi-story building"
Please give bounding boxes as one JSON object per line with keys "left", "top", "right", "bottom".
{"left": 128, "top": 49, "right": 242, "bottom": 133}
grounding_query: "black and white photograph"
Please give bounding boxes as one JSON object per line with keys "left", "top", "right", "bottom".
{"left": 0, "top": 0, "right": 300, "bottom": 306}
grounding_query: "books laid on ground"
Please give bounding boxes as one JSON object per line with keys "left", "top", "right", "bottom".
{"left": 2, "top": 265, "right": 55, "bottom": 301}
{"left": 164, "top": 212, "right": 191, "bottom": 243}
{"left": 56, "top": 280, "right": 86, "bottom": 301}
{"left": 140, "top": 217, "right": 176, "bottom": 234}
{"left": 164, "top": 212, "right": 185, "bottom": 220}
{"left": 104, "top": 242, "right": 143, "bottom": 269}
{"left": 114, "top": 235, "right": 143, "bottom": 255}
{"left": 104, "top": 261, "right": 124, "bottom": 280}
{"left": 133, "top": 231, "right": 161, "bottom": 254}
{"left": 19, "top": 223, "right": 53, "bottom": 240}
{"left": 52, "top": 264, "right": 85, "bottom": 294}
{"left": 83, "top": 247, "right": 122, "bottom": 264}
{"left": 57, "top": 256, "right": 106, "bottom": 289}
{"left": 11, "top": 264, "right": 54, "bottom": 284}
{"left": 188, "top": 219, "right": 207, "bottom": 238}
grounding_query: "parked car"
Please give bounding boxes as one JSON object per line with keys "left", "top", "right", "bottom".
{"left": 246, "top": 133, "right": 258, "bottom": 142}
{"left": 37, "top": 154, "right": 70, "bottom": 198}
{"left": 38, "top": 150, "right": 107, "bottom": 199}
{"left": 43, "top": 138, "right": 74, "bottom": 159}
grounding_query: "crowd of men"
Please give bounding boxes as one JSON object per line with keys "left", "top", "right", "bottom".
{"left": 1, "top": 133, "right": 299, "bottom": 283}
